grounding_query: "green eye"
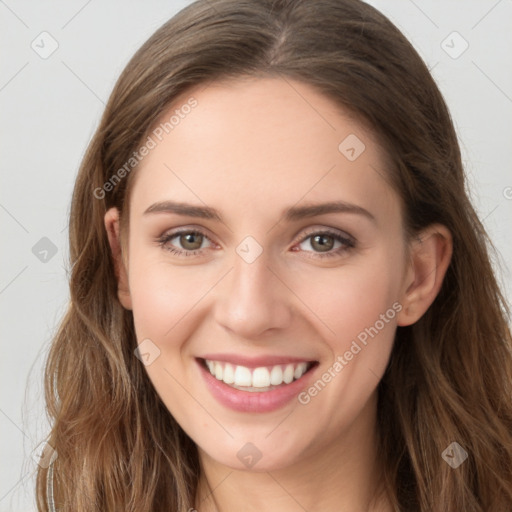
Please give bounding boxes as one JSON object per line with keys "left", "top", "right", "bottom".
{"left": 310, "top": 234, "right": 336, "bottom": 252}
{"left": 158, "top": 229, "right": 212, "bottom": 256}
{"left": 157, "top": 228, "right": 355, "bottom": 259}
{"left": 178, "top": 232, "right": 204, "bottom": 251}
{"left": 296, "top": 230, "right": 355, "bottom": 258}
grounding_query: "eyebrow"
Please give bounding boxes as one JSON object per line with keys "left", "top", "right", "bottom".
{"left": 143, "top": 200, "right": 376, "bottom": 223}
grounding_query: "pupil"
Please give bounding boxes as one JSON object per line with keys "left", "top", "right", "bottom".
{"left": 181, "top": 233, "right": 202, "bottom": 250}
{"left": 312, "top": 234, "right": 333, "bottom": 252}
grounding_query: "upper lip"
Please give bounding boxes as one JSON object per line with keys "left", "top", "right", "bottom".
{"left": 198, "top": 353, "right": 318, "bottom": 368}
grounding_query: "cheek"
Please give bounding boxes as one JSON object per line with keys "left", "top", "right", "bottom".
{"left": 291, "top": 249, "right": 403, "bottom": 430}
{"left": 127, "top": 248, "right": 217, "bottom": 342}
{"left": 290, "top": 248, "right": 404, "bottom": 344}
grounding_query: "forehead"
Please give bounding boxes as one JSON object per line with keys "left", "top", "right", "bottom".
{"left": 128, "top": 76, "right": 398, "bottom": 224}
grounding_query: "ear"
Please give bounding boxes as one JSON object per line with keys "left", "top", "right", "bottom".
{"left": 396, "top": 224, "right": 453, "bottom": 326}
{"left": 104, "top": 207, "right": 132, "bottom": 310}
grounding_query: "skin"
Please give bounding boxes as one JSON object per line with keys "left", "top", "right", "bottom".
{"left": 105, "top": 77, "right": 452, "bottom": 512}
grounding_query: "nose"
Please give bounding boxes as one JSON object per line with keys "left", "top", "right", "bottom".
{"left": 213, "top": 249, "right": 293, "bottom": 340}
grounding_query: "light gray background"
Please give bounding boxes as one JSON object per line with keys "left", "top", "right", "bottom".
{"left": 1, "top": 1, "right": 511, "bottom": 510}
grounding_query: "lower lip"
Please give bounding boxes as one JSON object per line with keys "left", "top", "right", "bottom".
{"left": 196, "top": 359, "right": 318, "bottom": 413}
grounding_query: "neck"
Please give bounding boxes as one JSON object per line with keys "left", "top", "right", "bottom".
{"left": 195, "top": 392, "right": 392, "bottom": 512}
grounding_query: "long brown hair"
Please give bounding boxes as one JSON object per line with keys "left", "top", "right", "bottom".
{"left": 36, "top": 0, "right": 512, "bottom": 510}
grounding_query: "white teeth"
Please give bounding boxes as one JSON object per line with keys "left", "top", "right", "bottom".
{"left": 283, "top": 364, "right": 294, "bottom": 384}
{"left": 294, "top": 362, "right": 307, "bottom": 379}
{"left": 269, "top": 365, "right": 283, "bottom": 385}
{"left": 223, "top": 363, "right": 235, "bottom": 384}
{"left": 234, "top": 365, "right": 252, "bottom": 386}
{"left": 204, "top": 359, "right": 311, "bottom": 390}
{"left": 252, "top": 367, "right": 270, "bottom": 388}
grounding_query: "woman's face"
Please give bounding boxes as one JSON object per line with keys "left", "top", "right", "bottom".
{"left": 115, "top": 77, "right": 412, "bottom": 471}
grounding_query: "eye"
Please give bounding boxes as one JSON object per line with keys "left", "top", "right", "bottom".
{"left": 156, "top": 227, "right": 355, "bottom": 259}
{"left": 293, "top": 228, "right": 355, "bottom": 258}
{"left": 157, "top": 229, "right": 214, "bottom": 256}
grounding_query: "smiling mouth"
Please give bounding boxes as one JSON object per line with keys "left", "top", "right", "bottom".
{"left": 199, "top": 358, "right": 319, "bottom": 392}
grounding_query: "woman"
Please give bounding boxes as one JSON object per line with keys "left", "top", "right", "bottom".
{"left": 36, "top": 0, "right": 512, "bottom": 510}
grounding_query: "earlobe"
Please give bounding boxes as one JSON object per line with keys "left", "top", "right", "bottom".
{"left": 104, "top": 207, "right": 132, "bottom": 310}
{"left": 397, "top": 224, "right": 453, "bottom": 326}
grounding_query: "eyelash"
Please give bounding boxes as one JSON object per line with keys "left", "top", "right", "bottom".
{"left": 156, "top": 227, "right": 356, "bottom": 259}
